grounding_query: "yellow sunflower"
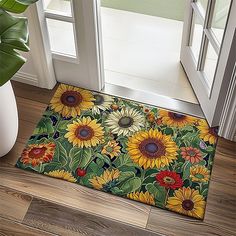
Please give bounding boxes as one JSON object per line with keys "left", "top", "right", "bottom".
{"left": 166, "top": 187, "right": 206, "bottom": 219}
{"left": 45, "top": 169, "right": 77, "bottom": 183}
{"left": 127, "top": 191, "right": 155, "bottom": 205}
{"left": 20, "top": 142, "right": 56, "bottom": 167}
{"left": 89, "top": 169, "right": 120, "bottom": 190}
{"left": 65, "top": 117, "right": 104, "bottom": 148}
{"left": 127, "top": 129, "right": 178, "bottom": 169}
{"left": 101, "top": 140, "right": 121, "bottom": 158}
{"left": 197, "top": 120, "right": 218, "bottom": 145}
{"left": 159, "top": 110, "right": 197, "bottom": 128}
{"left": 190, "top": 165, "right": 210, "bottom": 183}
{"left": 50, "top": 84, "right": 94, "bottom": 118}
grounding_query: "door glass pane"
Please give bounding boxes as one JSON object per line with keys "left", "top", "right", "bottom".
{"left": 189, "top": 11, "right": 203, "bottom": 64}
{"left": 46, "top": 18, "right": 76, "bottom": 56}
{"left": 196, "top": 0, "right": 208, "bottom": 16}
{"left": 203, "top": 41, "right": 218, "bottom": 88}
{"left": 43, "top": 0, "right": 72, "bottom": 16}
{"left": 211, "top": 0, "right": 231, "bottom": 45}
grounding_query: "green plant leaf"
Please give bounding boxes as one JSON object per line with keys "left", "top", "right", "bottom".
{"left": 33, "top": 117, "right": 54, "bottom": 135}
{"left": 0, "top": 9, "right": 30, "bottom": 85}
{"left": 0, "top": 0, "right": 38, "bottom": 13}
{"left": 79, "top": 149, "right": 93, "bottom": 169}
{"left": 57, "top": 142, "right": 68, "bottom": 166}
{"left": 120, "top": 177, "right": 141, "bottom": 194}
{"left": 118, "top": 171, "right": 135, "bottom": 183}
{"left": 145, "top": 183, "right": 166, "bottom": 203}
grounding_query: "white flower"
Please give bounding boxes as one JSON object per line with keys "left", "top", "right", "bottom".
{"left": 92, "top": 93, "right": 114, "bottom": 114}
{"left": 106, "top": 108, "right": 145, "bottom": 136}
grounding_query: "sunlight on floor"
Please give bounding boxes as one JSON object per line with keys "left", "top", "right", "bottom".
{"left": 100, "top": 8, "right": 199, "bottom": 104}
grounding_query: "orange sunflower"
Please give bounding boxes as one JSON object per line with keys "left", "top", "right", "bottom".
{"left": 127, "top": 129, "right": 178, "bottom": 169}
{"left": 159, "top": 110, "right": 197, "bottom": 128}
{"left": 101, "top": 140, "right": 121, "bottom": 158}
{"left": 50, "top": 84, "right": 94, "bottom": 118}
{"left": 180, "top": 147, "right": 203, "bottom": 164}
{"left": 197, "top": 120, "right": 218, "bottom": 145}
{"left": 20, "top": 142, "right": 56, "bottom": 167}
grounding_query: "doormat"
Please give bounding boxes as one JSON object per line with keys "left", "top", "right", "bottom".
{"left": 16, "top": 83, "right": 218, "bottom": 219}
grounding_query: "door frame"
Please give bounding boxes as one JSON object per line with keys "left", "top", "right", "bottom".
{"left": 180, "top": 0, "right": 236, "bottom": 127}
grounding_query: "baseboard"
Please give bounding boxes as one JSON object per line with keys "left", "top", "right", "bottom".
{"left": 12, "top": 71, "right": 39, "bottom": 87}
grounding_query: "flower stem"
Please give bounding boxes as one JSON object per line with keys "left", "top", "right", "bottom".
{"left": 165, "top": 188, "right": 170, "bottom": 205}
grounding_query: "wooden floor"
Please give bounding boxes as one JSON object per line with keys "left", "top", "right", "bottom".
{"left": 0, "top": 81, "right": 235, "bottom": 236}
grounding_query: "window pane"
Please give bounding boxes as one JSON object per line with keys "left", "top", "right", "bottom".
{"left": 43, "top": 0, "right": 72, "bottom": 16}
{"left": 203, "top": 42, "right": 218, "bottom": 88}
{"left": 46, "top": 18, "right": 76, "bottom": 56}
{"left": 189, "top": 11, "right": 203, "bottom": 64}
{"left": 211, "top": 0, "right": 231, "bottom": 45}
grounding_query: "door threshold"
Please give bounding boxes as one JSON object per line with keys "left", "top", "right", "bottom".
{"left": 102, "top": 83, "right": 204, "bottom": 118}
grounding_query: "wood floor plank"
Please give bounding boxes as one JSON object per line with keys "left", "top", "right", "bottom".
{"left": 0, "top": 142, "right": 25, "bottom": 166}
{"left": 23, "top": 198, "right": 161, "bottom": 236}
{"left": 16, "top": 96, "right": 47, "bottom": 124}
{"left": 146, "top": 139, "right": 236, "bottom": 236}
{"left": 0, "top": 217, "right": 55, "bottom": 236}
{"left": 0, "top": 186, "right": 32, "bottom": 222}
{"left": 0, "top": 166, "right": 151, "bottom": 228}
{"left": 12, "top": 81, "right": 57, "bottom": 105}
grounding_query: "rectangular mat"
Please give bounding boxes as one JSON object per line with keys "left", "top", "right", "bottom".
{"left": 16, "top": 83, "right": 218, "bottom": 219}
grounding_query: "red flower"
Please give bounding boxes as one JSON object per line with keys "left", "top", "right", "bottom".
{"left": 156, "top": 171, "right": 183, "bottom": 189}
{"left": 77, "top": 168, "right": 86, "bottom": 177}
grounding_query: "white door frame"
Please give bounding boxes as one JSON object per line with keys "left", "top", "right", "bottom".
{"left": 26, "top": 0, "right": 104, "bottom": 91}
{"left": 180, "top": 0, "right": 236, "bottom": 127}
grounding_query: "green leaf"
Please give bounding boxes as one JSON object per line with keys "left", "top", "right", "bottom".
{"left": 120, "top": 177, "right": 141, "bottom": 194}
{"left": 33, "top": 117, "right": 54, "bottom": 135}
{"left": 79, "top": 149, "right": 93, "bottom": 169}
{"left": 95, "top": 153, "right": 112, "bottom": 166}
{"left": 43, "top": 162, "right": 61, "bottom": 173}
{"left": 181, "top": 161, "right": 192, "bottom": 180}
{"left": 57, "top": 142, "right": 68, "bottom": 166}
{"left": 118, "top": 171, "right": 135, "bottom": 183}
{"left": 58, "top": 120, "right": 70, "bottom": 132}
{"left": 0, "top": 0, "right": 38, "bottom": 13}
{"left": 111, "top": 187, "right": 124, "bottom": 196}
{"left": 87, "top": 161, "right": 104, "bottom": 176}
{"left": 145, "top": 183, "right": 166, "bottom": 203}
{"left": 0, "top": 10, "right": 30, "bottom": 85}
{"left": 206, "top": 146, "right": 215, "bottom": 153}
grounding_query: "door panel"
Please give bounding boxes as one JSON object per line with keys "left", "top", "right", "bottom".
{"left": 38, "top": 0, "right": 104, "bottom": 91}
{"left": 180, "top": 0, "right": 235, "bottom": 126}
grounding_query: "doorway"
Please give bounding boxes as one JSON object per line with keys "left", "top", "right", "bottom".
{"left": 33, "top": 0, "right": 235, "bottom": 128}
{"left": 100, "top": 0, "right": 198, "bottom": 104}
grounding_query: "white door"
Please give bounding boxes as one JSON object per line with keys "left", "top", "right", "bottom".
{"left": 180, "top": 0, "right": 236, "bottom": 126}
{"left": 36, "top": 0, "right": 104, "bottom": 91}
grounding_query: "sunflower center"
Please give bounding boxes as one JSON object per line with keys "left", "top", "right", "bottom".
{"left": 182, "top": 199, "right": 194, "bottom": 211}
{"left": 94, "top": 94, "right": 104, "bottom": 105}
{"left": 163, "top": 176, "right": 175, "bottom": 184}
{"left": 139, "top": 138, "right": 166, "bottom": 159}
{"left": 29, "top": 147, "right": 46, "bottom": 159}
{"left": 169, "top": 112, "right": 186, "bottom": 120}
{"left": 118, "top": 116, "right": 134, "bottom": 128}
{"left": 75, "top": 125, "right": 94, "bottom": 140}
{"left": 209, "top": 127, "right": 218, "bottom": 136}
{"left": 187, "top": 150, "right": 196, "bottom": 157}
{"left": 195, "top": 173, "right": 204, "bottom": 179}
{"left": 106, "top": 146, "right": 114, "bottom": 153}
{"left": 61, "top": 91, "right": 83, "bottom": 107}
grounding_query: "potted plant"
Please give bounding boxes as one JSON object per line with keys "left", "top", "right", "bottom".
{"left": 0, "top": 0, "right": 38, "bottom": 157}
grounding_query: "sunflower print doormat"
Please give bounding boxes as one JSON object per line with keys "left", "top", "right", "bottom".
{"left": 16, "top": 84, "right": 218, "bottom": 219}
